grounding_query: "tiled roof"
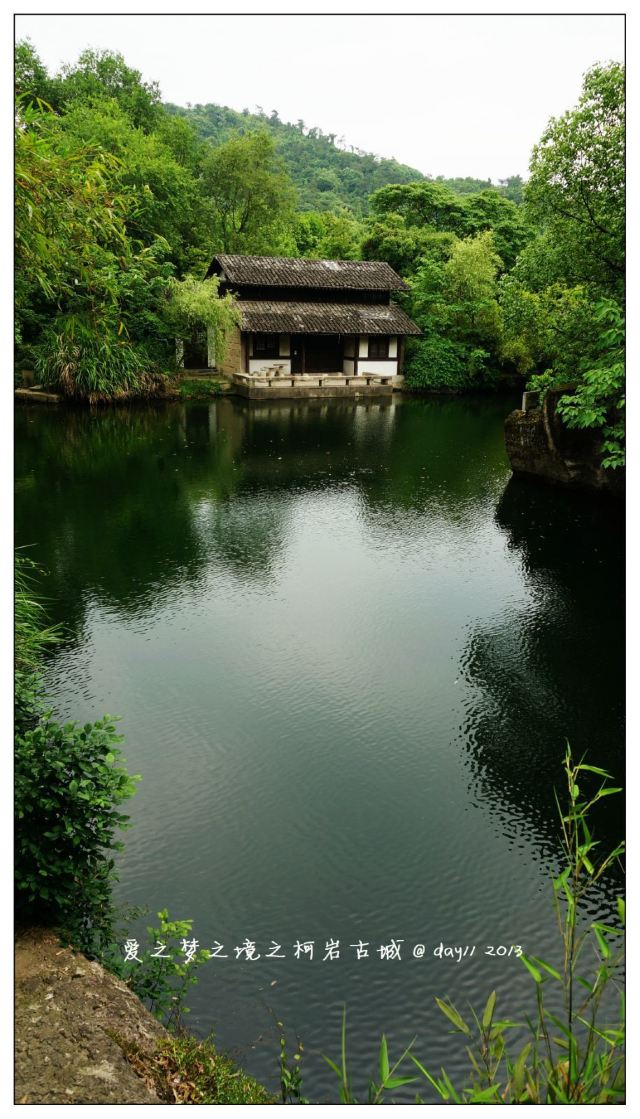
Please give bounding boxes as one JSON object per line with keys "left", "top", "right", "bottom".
{"left": 237, "top": 301, "right": 421, "bottom": 335}
{"left": 208, "top": 254, "right": 409, "bottom": 291}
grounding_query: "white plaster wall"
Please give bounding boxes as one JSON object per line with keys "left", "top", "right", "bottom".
{"left": 358, "top": 361, "right": 399, "bottom": 376}
{"left": 343, "top": 359, "right": 355, "bottom": 376}
{"left": 358, "top": 335, "right": 397, "bottom": 360}
{"left": 249, "top": 358, "right": 292, "bottom": 375}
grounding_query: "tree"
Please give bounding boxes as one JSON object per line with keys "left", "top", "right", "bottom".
{"left": 443, "top": 231, "right": 503, "bottom": 347}
{"left": 500, "top": 62, "right": 625, "bottom": 466}
{"left": 293, "top": 211, "right": 364, "bottom": 260}
{"left": 525, "top": 62, "right": 624, "bottom": 293}
{"left": 164, "top": 275, "right": 241, "bottom": 369}
{"left": 461, "top": 190, "right": 530, "bottom": 271}
{"left": 369, "top": 180, "right": 466, "bottom": 234}
{"left": 15, "top": 39, "right": 57, "bottom": 107}
{"left": 54, "top": 48, "right": 162, "bottom": 132}
{"left": 200, "top": 130, "right": 297, "bottom": 254}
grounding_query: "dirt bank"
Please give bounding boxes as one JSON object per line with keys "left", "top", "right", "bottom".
{"left": 15, "top": 928, "right": 166, "bottom": 1104}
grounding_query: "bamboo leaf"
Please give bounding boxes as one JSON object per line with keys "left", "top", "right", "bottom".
{"left": 617, "top": 897, "right": 625, "bottom": 925}
{"left": 378, "top": 1035, "right": 389, "bottom": 1083}
{"left": 482, "top": 990, "right": 497, "bottom": 1030}
{"left": 520, "top": 955, "right": 543, "bottom": 983}
{"left": 435, "top": 998, "right": 471, "bottom": 1035}
{"left": 529, "top": 954, "right": 562, "bottom": 981}
{"left": 383, "top": 1076, "right": 418, "bottom": 1090}
{"left": 409, "top": 1054, "right": 448, "bottom": 1100}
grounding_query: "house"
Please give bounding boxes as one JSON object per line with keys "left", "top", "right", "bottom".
{"left": 181, "top": 254, "right": 421, "bottom": 386}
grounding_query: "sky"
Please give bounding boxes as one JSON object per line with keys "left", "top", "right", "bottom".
{"left": 14, "top": 11, "right": 624, "bottom": 182}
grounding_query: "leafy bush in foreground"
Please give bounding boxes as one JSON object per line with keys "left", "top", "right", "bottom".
{"left": 15, "top": 553, "right": 139, "bottom": 955}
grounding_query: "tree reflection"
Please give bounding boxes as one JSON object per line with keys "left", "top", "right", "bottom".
{"left": 458, "top": 475, "right": 624, "bottom": 857}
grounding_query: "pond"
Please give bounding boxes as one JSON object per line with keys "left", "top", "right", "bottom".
{"left": 15, "top": 395, "right": 625, "bottom": 1101}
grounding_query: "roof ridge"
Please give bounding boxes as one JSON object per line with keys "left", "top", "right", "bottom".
{"left": 207, "top": 254, "right": 408, "bottom": 291}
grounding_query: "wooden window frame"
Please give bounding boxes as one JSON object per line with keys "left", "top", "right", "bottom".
{"left": 252, "top": 332, "right": 280, "bottom": 359}
{"left": 368, "top": 336, "right": 390, "bottom": 360}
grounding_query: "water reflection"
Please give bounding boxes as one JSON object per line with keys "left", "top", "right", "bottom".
{"left": 460, "top": 475, "right": 624, "bottom": 862}
{"left": 14, "top": 396, "right": 624, "bottom": 1098}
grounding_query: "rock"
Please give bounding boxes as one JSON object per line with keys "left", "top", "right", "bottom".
{"left": 15, "top": 928, "right": 167, "bottom": 1104}
{"left": 505, "top": 390, "right": 624, "bottom": 497}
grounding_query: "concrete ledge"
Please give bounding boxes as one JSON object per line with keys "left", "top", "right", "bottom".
{"left": 230, "top": 374, "right": 401, "bottom": 399}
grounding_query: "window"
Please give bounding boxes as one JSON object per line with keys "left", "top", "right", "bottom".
{"left": 368, "top": 336, "right": 389, "bottom": 360}
{"left": 252, "top": 333, "right": 279, "bottom": 358}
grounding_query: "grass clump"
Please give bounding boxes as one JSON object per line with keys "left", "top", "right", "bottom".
{"left": 118, "top": 1033, "right": 276, "bottom": 1105}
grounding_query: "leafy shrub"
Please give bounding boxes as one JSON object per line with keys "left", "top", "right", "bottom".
{"left": 15, "top": 553, "right": 140, "bottom": 955}
{"left": 405, "top": 337, "right": 472, "bottom": 390}
{"left": 105, "top": 909, "right": 211, "bottom": 1026}
{"left": 15, "top": 713, "right": 139, "bottom": 954}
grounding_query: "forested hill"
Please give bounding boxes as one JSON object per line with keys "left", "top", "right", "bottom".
{"left": 164, "top": 101, "right": 523, "bottom": 215}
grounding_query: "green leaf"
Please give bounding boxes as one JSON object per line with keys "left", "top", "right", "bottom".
{"left": 529, "top": 955, "right": 562, "bottom": 981}
{"left": 520, "top": 955, "right": 543, "bottom": 983}
{"left": 378, "top": 1035, "right": 389, "bottom": 1083}
{"left": 482, "top": 990, "right": 497, "bottom": 1030}
{"left": 617, "top": 897, "right": 625, "bottom": 925}
{"left": 435, "top": 998, "right": 471, "bottom": 1036}
{"left": 409, "top": 1054, "right": 448, "bottom": 1100}
{"left": 592, "top": 924, "right": 611, "bottom": 959}
{"left": 383, "top": 1076, "right": 418, "bottom": 1090}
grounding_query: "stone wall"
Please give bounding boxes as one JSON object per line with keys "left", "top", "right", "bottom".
{"left": 218, "top": 326, "right": 242, "bottom": 376}
{"left": 504, "top": 389, "right": 623, "bottom": 497}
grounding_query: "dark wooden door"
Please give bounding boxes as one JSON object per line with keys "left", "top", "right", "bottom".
{"left": 183, "top": 332, "right": 208, "bottom": 370}
{"left": 305, "top": 335, "right": 342, "bottom": 373}
{"left": 291, "top": 335, "right": 304, "bottom": 373}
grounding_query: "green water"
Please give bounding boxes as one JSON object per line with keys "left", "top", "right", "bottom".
{"left": 15, "top": 395, "right": 624, "bottom": 1100}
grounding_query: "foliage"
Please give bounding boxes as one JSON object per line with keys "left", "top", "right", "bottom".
{"left": 14, "top": 51, "right": 235, "bottom": 397}
{"left": 200, "top": 129, "right": 297, "bottom": 254}
{"left": 54, "top": 48, "right": 163, "bottom": 132}
{"left": 35, "top": 321, "right": 151, "bottom": 401}
{"left": 404, "top": 232, "right": 504, "bottom": 390}
{"left": 15, "top": 552, "right": 60, "bottom": 729}
{"left": 525, "top": 62, "right": 624, "bottom": 294}
{"left": 177, "top": 377, "right": 223, "bottom": 399}
{"left": 15, "top": 711, "right": 139, "bottom": 955}
{"left": 117, "top": 1032, "right": 276, "bottom": 1104}
{"left": 498, "top": 62, "right": 625, "bottom": 464}
{"left": 324, "top": 1009, "right": 418, "bottom": 1103}
{"left": 164, "top": 274, "right": 240, "bottom": 369}
{"left": 500, "top": 280, "right": 599, "bottom": 380}
{"left": 403, "top": 337, "right": 471, "bottom": 391}
{"left": 277, "top": 1022, "right": 307, "bottom": 1104}
{"left": 526, "top": 299, "right": 625, "bottom": 470}
{"left": 15, "top": 554, "right": 140, "bottom": 956}
{"left": 15, "top": 38, "right": 58, "bottom": 106}
{"left": 292, "top": 210, "right": 364, "bottom": 260}
{"left": 167, "top": 100, "right": 523, "bottom": 218}
{"left": 105, "top": 910, "right": 211, "bottom": 1027}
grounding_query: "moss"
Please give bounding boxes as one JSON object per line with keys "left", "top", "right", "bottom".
{"left": 177, "top": 377, "right": 223, "bottom": 399}
{"left": 116, "top": 1031, "right": 276, "bottom": 1105}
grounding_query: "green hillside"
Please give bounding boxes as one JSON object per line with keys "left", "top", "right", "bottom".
{"left": 165, "top": 102, "right": 523, "bottom": 215}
